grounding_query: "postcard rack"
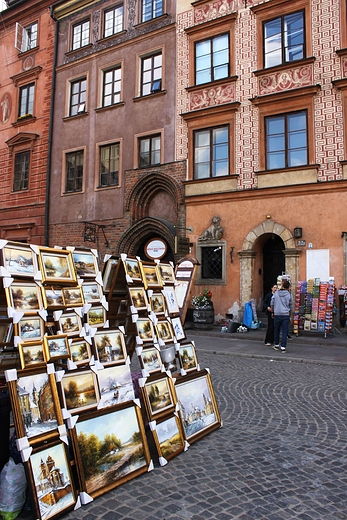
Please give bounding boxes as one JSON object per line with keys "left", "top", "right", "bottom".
{"left": 293, "top": 279, "right": 335, "bottom": 338}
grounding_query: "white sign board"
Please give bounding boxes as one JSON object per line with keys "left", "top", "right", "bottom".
{"left": 306, "top": 249, "right": 329, "bottom": 281}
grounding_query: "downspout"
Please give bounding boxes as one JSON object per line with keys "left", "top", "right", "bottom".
{"left": 44, "top": 7, "right": 59, "bottom": 246}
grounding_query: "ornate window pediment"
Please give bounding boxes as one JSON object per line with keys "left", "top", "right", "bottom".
{"left": 5, "top": 132, "right": 39, "bottom": 154}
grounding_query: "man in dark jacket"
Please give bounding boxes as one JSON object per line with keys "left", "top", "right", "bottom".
{"left": 271, "top": 279, "right": 293, "bottom": 353}
{"left": 264, "top": 284, "right": 277, "bottom": 345}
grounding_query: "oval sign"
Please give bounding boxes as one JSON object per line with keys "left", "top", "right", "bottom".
{"left": 145, "top": 238, "right": 167, "bottom": 260}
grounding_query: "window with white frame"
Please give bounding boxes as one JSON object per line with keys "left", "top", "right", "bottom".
{"left": 263, "top": 11, "right": 305, "bottom": 68}
{"left": 65, "top": 150, "right": 83, "bottom": 192}
{"left": 194, "top": 126, "right": 229, "bottom": 179}
{"left": 69, "top": 78, "right": 87, "bottom": 116}
{"left": 102, "top": 66, "right": 121, "bottom": 107}
{"left": 104, "top": 5, "right": 123, "bottom": 37}
{"left": 99, "top": 143, "right": 120, "bottom": 187}
{"left": 142, "top": 0, "right": 163, "bottom": 22}
{"left": 195, "top": 33, "right": 229, "bottom": 85}
{"left": 18, "top": 83, "right": 34, "bottom": 117}
{"left": 72, "top": 20, "right": 90, "bottom": 50}
{"left": 139, "top": 134, "right": 161, "bottom": 167}
{"left": 140, "top": 52, "right": 162, "bottom": 96}
{"left": 15, "top": 22, "right": 38, "bottom": 52}
{"left": 13, "top": 151, "right": 30, "bottom": 191}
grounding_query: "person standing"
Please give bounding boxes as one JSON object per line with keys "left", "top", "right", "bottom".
{"left": 271, "top": 279, "right": 293, "bottom": 353}
{"left": 264, "top": 284, "right": 278, "bottom": 345}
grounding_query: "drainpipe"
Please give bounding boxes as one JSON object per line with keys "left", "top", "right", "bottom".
{"left": 44, "top": 8, "right": 59, "bottom": 246}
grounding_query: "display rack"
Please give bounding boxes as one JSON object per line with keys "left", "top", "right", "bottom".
{"left": 293, "top": 279, "right": 335, "bottom": 337}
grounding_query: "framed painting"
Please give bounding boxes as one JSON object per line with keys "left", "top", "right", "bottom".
{"left": 151, "top": 415, "right": 185, "bottom": 462}
{"left": 149, "top": 292, "right": 166, "bottom": 316}
{"left": 43, "top": 334, "right": 70, "bottom": 362}
{"left": 5, "top": 281, "right": 43, "bottom": 314}
{"left": 38, "top": 247, "right": 77, "bottom": 286}
{"left": 174, "top": 369, "right": 221, "bottom": 443}
{"left": 69, "top": 338, "right": 92, "bottom": 366}
{"left": 155, "top": 319, "right": 174, "bottom": 344}
{"left": 25, "top": 439, "right": 77, "bottom": 520}
{"left": 157, "top": 262, "right": 175, "bottom": 285}
{"left": 163, "top": 287, "right": 180, "bottom": 315}
{"left": 62, "top": 286, "right": 84, "bottom": 307}
{"left": 139, "top": 261, "right": 161, "bottom": 290}
{"left": 81, "top": 281, "right": 103, "bottom": 304}
{"left": 57, "top": 312, "right": 82, "bottom": 337}
{"left": 117, "top": 298, "right": 129, "bottom": 316}
{"left": 129, "top": 287, "right": 149, "bottom": 312}
{"left": 18, "top": 340, "right": 45, "bottom": 369}
{"left": 93, "top": 329, "right": 127, "bottom": 366}
{"left": 178, "top": 342, "right": 198, "bottom": 372}
{"left": 142, "top": 374, "right": 176, "bottom": 420}
{"left": 122, "top": 257, "right": 142, "bottom": 283}
{"left": 14, "top": 316, "right": 45, "bottom": 343}
{"left": 71, "top": 402, "right": 151, "bottom": 498}
{"left": 86, "top": 305, "right": 107, "bottom": 328}
{"left": 139, "top": 346, "right": 162, "bottom": 374}
{"left": 70, "top": 248, "right": 99, "bottom": 278}
{"left": 97, "top": 364, "right": 135, "bottom": 408}
{"left": 42, "top": 286, "right": 64, "bottom": 310}
{"left": 7, "top": 367, "right": 64, "bottom": 443}
{"left": 171, "top": 316, "right": 186, "bottom": 341}
{"left": 1, "top": 241, "right": 38, "bottom": 278}
{"left": 0, "top": 321, "right": 13, "bottom": 343}
{"left": 60, "top": 369, "right": 100, "bottom": 414}
{"left": 135, "top": 317, "right": 155, "bottom": 343}
{"left": 102, "top": 257, "right": 118, "bottom": 293}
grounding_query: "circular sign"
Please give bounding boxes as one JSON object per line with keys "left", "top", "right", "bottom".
{"left": 145, "top": 238, "right": 167, "bottom": 260}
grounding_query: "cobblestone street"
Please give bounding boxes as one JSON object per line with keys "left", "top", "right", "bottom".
{"left": 43, "top": 344, "right": 347, "bottom": 520}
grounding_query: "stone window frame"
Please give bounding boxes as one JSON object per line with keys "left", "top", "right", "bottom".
{"left": 138, "top": 133, "right": 162, "bottom": 168}
{"left": 13, "top": 150, "right": 30, "bottom": 192}
{"left": 103, "top": 4, "right": 124, "bottom": 38}
{"left": 95, "top": 138, "right": 123, "bottom": 191}
{"left": 71, "top": 19, "right": 90, "bottom": 51}
{"left": 100, "top": 64, "right": 122, "bottom": 108}
{"left": 61, "top": 146, "right": 86, "bottom": 196}
{"left": 195, "top": 241, "right": 227, "bottom": 286}
{"left": 133, "top": 128, "right": 164, "bottom": 169}
{"left": 141, "top": 0, "right": 164, "bottom": 23}
{"left": 5, "top": 132, "right": 39, "bottom": 194}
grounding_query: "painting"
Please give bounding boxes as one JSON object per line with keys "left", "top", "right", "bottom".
{"left": 123, "top": 257, "right": 142, "bottom": 283}
{"left": 71, "top": 403, "right": 151, "bottom": 498}
{"left": 151, "top": 415, "right": 185, "bottom": 462}
{"left": 163, "top": 287, "right": 180, "bottom": 315}
{"left": 129, "top": 287, "right": 149, "bottom": 312}
{"left": 70, "top": 249, "right": 98, "bottom": 278}
{"left": 57, "top": 312, "right": 82, "bottom": 337}
{"left": 171, "top": 316, "right": 186, "bottom": 341}
{"left": 93, "top": 329, "right": 127, "bottom": 365}
{"left": 86, "top": 305, "right": 107, "bottom": 328}
{"left": 69, "top": 338, "right": 92, "bottom": 366}
{"left": 62, "top": 286, "right": 84, "bottom": 307}
{"left": 139, "top": 346, "right": 162, "bottom": 374}
{"left": 139, "top": 262, "right": 161, "bottom": 289}
{"left": 61, "top": 370, "right": 100, "bottom": 414}
{"left": 135, "top": 317, "right": 155, "bottom": 343}
{"left": 178, "top": 342, "right": 198, "bottom": 372}
{"left": 149, "top": 292, "right": 166, "bottom": 316}
{"left": 0, "top": 321, "right": 13, "bottom": 343}
{"left": 155, "top": 320, "right": 174, "bottom": 344}
{"left": 14, "top": 316, "right": 45, "bottom": 342}
{"left": 25, "top": 440, "right": 77, "bottom": 520}
{"left": 174, "top": 370, "right": 221, "bottom": 443}
{"left": 97, "top": 364, "right": 135, "bottom": 408}
{"left": 102, "top": 257, "right": 118, "bottom": 293}
{"left": 157, "top": 263, "right": 175, "bottom": 285}
{"left": 38, "top": 247, "right": 77, "bottom": 286}
{"left": 42, "top": 286, "right": 64, "bottom": 310}
{"left": 7, "top": 368, "right": 63, "bottom": 443}
{"left": 43, "top": 334, "right": 70, "bottom": 362}
{"left": 5, "top": 281, "right": 43, "bottom": 314}
{"left": 18, "top": 341, "right": 45, "bottom": 369}
{"left": 142, "top": 374, "right": 176, "bottom": 420}
{"left": 1, "top": 242, "right": 38, "bottom": 278}
{"left": 81, "top": 282, "right": 103, "bottom": 304}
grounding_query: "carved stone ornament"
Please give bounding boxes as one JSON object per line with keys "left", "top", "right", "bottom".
{"left": 198, "top": 216, "right": 224, "bottom": 241}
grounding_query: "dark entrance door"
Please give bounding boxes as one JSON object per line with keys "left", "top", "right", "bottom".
{"left": 263, "top": 236, "right": 285, "bottom": 296}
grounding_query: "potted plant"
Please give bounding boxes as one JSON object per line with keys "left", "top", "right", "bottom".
{"left": 191, "top": 288, "right": 214, "bottom": 330}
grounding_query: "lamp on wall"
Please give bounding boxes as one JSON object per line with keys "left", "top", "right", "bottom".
{"left": 294, "top": 227, "right": 303, "bottom": 238}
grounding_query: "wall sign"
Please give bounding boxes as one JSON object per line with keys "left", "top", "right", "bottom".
{"left": 144, "top": 238, "right": 167, "bottom": 260}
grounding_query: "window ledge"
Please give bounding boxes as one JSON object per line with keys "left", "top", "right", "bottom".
{"left": 96, "top": 184, "right": 120, "bottom": 190}
{"left": 133, "top": 90, "right": 166, "bottom": 102}
{"left": 186, "top": 76, "right": 238, "bottom": 92}
{"left": 62, "top": 190, "right": 83, "bottom": 196}
{"left": 12, "top": 116, "right": 36, "bottom": 128}
{"left": 97, "top": 30, "right": 127, "bottom": 43}
{"left": 95, "top": 102, "right": 125, "bottom": 113}
{"left": 18, "top": 46, "right": 39, "bottom": 57}
{"left": 134, "top": 13, "right": 169, "bottom": 28}
{"left": 63, "top": 112, "right": 89, "bottom": 121}
{"left": 253, "top": 56, "right": 316, "bottom": 77}
{"left": 65, "top": 43, "right": 93, "bottom": 57}
{"left": 256, "top": 165, "right": 319, "bottom": 189}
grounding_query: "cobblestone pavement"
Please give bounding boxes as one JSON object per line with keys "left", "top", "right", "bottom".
{"left": 19, "top": 346, "right": 347, "bottom": 520}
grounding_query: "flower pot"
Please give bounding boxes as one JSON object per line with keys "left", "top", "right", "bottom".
{"left": 192, "top": 305, "right": 214, "bottom": 330}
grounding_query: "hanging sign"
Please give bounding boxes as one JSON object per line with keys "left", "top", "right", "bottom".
{"left": 144, "top": 238, "right": 167, "bottom": 260}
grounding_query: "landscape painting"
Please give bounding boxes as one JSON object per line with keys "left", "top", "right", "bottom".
{"left": 15, "top": 316, "right": 44, "bottom": 342}
{"left": 123, "top": 258, "right": 142, "bottom": 282}
{"left": 42, "top": 287, "right": 64, "bottom": 310}
{"left": 43, "top": 335, "right": 70, "bottom": 362}
{"left": 82, "top": 282, "right": 103, "bottom": 303}
{"left": 149, "top": 292, "right": 166, "bottom": 315}
{"left": 93, "top": 330, "right": 127, "bottom": 365}
{"left": 129, "top": 287, "right": 149, "bottom": 311}
{"left": 62, "top": 287, "right": 84, "bottom": 307}
{"left": 135, "top": 318, "right": 155, "bottom": 343}
{"left": 72, "top": 404, "right": 150, "bottom": 498}
{"left": 153, "top": 415, "right": 185, "bottom": 462}
{"left": 58, "top": 312, "right": 82, "bottom": 337}
{"left": 69, "top": 339, "right": 91, "bottom": 365}
{"left": 140, "top": 346, "right": 162, "bottom": 374}
{"left": 6, "top": 282, "right": 43, "bottom": 314}
{"left": 2, "top": 242, "right": 38, "bottom": 278}
{"left": 38, "top": 248, "right": 76, "bottom": 285}
{"left": 158, "top": 263, "right": 175, "bottom": 285}
{"left": 71, "top": 250, "right": 98, "bottom": 278}
{"left": 97, "top": 364, "right": 135, "bottom": 408}
{"left": 61, "top": 370, "right": 99, "bottom": 414}
{"left": 19, "top": 341, "right": 45, "bottom": 369}
{"left": 178, "top": 343, "right": 198, "bottom": 372}
{"left": 87, "top": 306, "right": 106, "bottom": 328}
{"left": 143, "top": 375, "right": 175, "bottom": 420}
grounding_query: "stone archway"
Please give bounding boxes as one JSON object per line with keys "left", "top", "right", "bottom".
{"left": 238, "top": 220, "right": 300, "bottom": 307}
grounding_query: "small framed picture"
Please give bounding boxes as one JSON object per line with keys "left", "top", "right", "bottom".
{"left": 139, "top": 261, "right": 161, "bottom": 290}
{"left": 129, "top": 287, "right": 149, "bottom": 312}
{"left": 60, "top": 370, "right": 100, "bottom": 414}
{"left": 163, "top": 287, "right": 180, "bottom": 315}
{"left": 139, "top": 346, "right": 163, "bottom": 374}
{"left": 97, "top": 364, "right": 135, "bottom": 408}
{"left": 69, "top": 338, "right": 92, "bottom": 366}
{"left": 43, "top": 334, "right": 70, "bottom": 362}
{"left": 5, "top": 281, "right": 43, "bottom": 314}
{"left": 151, "top": 415, "right": 185, "bottom": 462}
{"left": 157, "top": 262, "right": 175, "bottom": 285}
{"left": 86, "top": 305, "right": 107, "bottom": 328}
{"left": 93, "top": 329, "right": 127, "bottom": 365}
{"left": 178, "top": 342, "right": 198, "bottom": 372}
{"left": 42, "top": 286, "right": 64, "bottom": 310}
{"left": 14, "top": 316, "right": 45, "bottom": 343}
{"left": 102, "top": 256, "right": 118, "bottom": 293}
{"left": 149, "top": 292, "right": 166, "bottom": 315}
{"left": 1, "top": 241, "right": 39, "bottom": 278}
{"left": 122, "top": 257, "right": 142, "bottom": 283}
{"left": 57, "top": 312, "right": 82, "bottom": 337}
{"left": 38, "top": 247, "right": 77, "bottom": 286}
{"left": 70, "top": 248, "right": 99, "bottom": 278}
{"left": 18, "top": 340, "right": 45, "bottom": 369}
{"left": 0, "top": 321, "right": 13, "bottom": 343}
{"left": 62, "top": 286, "right": 84, "bottom": 307}
{"left": 142, "top": 374, "right": 176, "bottom": 420}
{"left": 155, "top": 319, "right": 174, "bottom": 344}
{"left": 135, "top": 317, "right": 155, "bottom": 343}
{"left": 171, "top": 316, "right": 186, "bottom": 341}
{"left": 81, "top": 281, "right": 104, "bottom": 304}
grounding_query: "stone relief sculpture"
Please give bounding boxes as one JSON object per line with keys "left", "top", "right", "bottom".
{"left": 198, "top": 216, "right": 224, "bottom": 241}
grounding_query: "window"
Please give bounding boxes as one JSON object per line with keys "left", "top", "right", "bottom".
{"left": 104, "top": 6, "right": 123, "bottom": 37}
{"left": 195, "top": 34, "right": 229, "bottom": 85}
{"left": 194, "top": 126, "right": 229, "bottom": 179}
{"left": 142, "top": 0, "right": 163, "bottom": 22}
{"left": 15, "top": 22, "right": 38, "bottom": 52}
{"left": 65, "top": 151, "right": 83, "bottom": 192}
{"left": 196, "top": 242, "right": 226, "bottom": 284}
{"left": 141, "top": 53, "right": 162, "bottom": 96}
{"left": 13, "top": 151, "right": 30, "bottom": 191}
{"left": 70, "top": 78, "right": 86, "bottom": 116}
{"left": 72, "top": 20, "right": 90, "bottom": 50}
{"left": 265, "top": 110, "right": 307, "bottom": 170}
{"left": 264, "top": 11, "right": 304, "bottom": 68}
{"left": 18, "top": 83, "right": 34, "bottom": 117}
{"left": 102, "top": 67, "right": 121, "bottom": 107}
{"left": 99, "top": 143, "right": 119, "bottom": 186}
{"left": 139, "top": 135, "right": 161, "bottom": 167}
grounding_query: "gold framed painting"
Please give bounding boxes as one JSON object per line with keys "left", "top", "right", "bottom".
{"left": 43, "top": 334, "right": 70, "bottom": 362}
{"left": 62, "top": 286, "right": 84, "bottom": 307}
{"left": 57, "top": 311, "right": 82, "bottom": 337}
{"left": 14, "top": 316, "right": 45, "bottom": 343}
{"left": 60, "top": 369, "right": 100, "bottom": 414}
{"left": 69, "top": 248, "right": 99, "bottom": 278}
{"left": 151, "top": 414, "right": 185, "bottom": 462}
{"left": 42, "top": 286, "right": 64, "bottom": 310}
{"left": 18, "top": 340, "right": 45, "bottom": 369}
{"left": 142, "top": 373, "right": 176, "bottom": 421}
{"left": 5, "top": 281, "right": 43, "bottom": 314}
{"left": 1, "top": 241, "right": 39, "bottom": 278}
{"left": 38, "top": 247, "right": 77, "bottom": 286}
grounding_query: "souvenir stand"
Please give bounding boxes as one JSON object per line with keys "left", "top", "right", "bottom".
{"left": 0, "top": 242, "right": 221, "bottom": 520}
{"left": 337, "top": 286, "right": 347, "bottom": 327}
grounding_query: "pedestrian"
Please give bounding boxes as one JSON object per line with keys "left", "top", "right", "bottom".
{"left": 271, "top": 279, "right": 293, "bottom": 353}
{"left": 263, "top": 284, "right": 278, "bottom": 345}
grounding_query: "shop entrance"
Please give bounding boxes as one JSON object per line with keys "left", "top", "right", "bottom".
{"left": 263, "top": 235, "right": 285, "bottom": 296}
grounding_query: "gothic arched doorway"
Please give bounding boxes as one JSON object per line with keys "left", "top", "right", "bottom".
{"left": 263, "top": 235, "right": 285, "bottom": 296}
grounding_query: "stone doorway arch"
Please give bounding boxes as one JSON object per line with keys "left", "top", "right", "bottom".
{"left": 238, "top": 220, "right": 301, "bottom": 308}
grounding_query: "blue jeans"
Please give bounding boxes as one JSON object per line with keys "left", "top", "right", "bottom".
{"left": 274, "top": 315, "right": 290, "bottom": 348}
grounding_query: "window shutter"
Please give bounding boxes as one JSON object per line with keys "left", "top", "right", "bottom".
{"left": 15, "top": 22, "right": 25, "bottom": 51}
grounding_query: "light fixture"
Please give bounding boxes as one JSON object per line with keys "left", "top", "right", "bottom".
{"left": 266, "top": 215, "right": 271, "bottom": 219}
{"left": 294, "top": 227, "right": 302, "bottom": 238}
